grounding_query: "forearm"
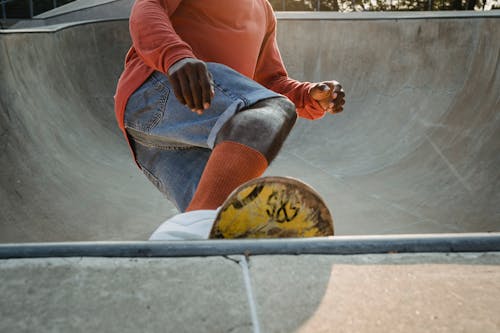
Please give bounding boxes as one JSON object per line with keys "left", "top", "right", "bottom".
{"left": 264, "top": 75, "right": 325, "bottom": 120}
{"left": 253, "top": 3, "right": 325, "bottom": 120}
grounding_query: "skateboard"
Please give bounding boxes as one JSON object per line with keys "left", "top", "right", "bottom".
{"left": 209, "top": 176, "right": 334, "bottom": 239}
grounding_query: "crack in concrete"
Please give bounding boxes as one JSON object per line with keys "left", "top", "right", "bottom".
{"left": 425, "top": 134, "right": 472, "bottom": 193}
{"left": 222, "top": 255, "right": 242, "bottom": 265}
{"left": 223, "top": 252, "right": 253, "bottom": 267}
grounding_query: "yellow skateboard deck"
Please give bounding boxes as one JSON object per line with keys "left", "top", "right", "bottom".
{"left": 209, "top": 176, "right": 334, "bottom": 239}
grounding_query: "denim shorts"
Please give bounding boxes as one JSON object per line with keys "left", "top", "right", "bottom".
{"left": 124, "top": 62, "right": 281, "bottom": 212}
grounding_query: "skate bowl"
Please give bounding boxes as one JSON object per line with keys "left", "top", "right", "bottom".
{"left": 0, "top": 11, "right": 499, "bottom": 242}
{"left": 1, "top": 10, "right": 500, "bottom": 333}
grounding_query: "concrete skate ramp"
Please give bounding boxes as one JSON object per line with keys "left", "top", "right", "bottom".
{"left": 0, "top": 13, "right": 499, "bottom": 242}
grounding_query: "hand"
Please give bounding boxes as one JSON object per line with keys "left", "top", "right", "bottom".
{"left": 167, "top": 58, "right": 215, "bottom": 115}
{"left": 309, "top": 81, "right": 345, "bottom": 114}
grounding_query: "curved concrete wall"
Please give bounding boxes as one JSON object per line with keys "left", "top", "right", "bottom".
{"left": 0, "top": 13, "right": 498, "bottom": 242}
{"left": 0, "top": 21, "right": 159, "bottom": 241}
{"left": 276, "top": 14, "right": 500, "bottom": 235}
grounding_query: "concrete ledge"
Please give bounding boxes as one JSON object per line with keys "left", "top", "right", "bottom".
{"left": 1, "top": 253, "right": 499, "bottom": 332}
{"left": 0, "top": 257, "right": 252, "bottom": 333}
{"left": 0, "top": 18, "right": 126, "bottom": 33}
{"left": 250, "top": 253, "right": 500, "bottom": 332}
{"left": 275, "top": 10, "right": 500, "bottom": 20}
{"left": 1, "top": 233, "right": 499, "bottom": 259}
{"left": 3, "top": 10, "right": 499, "bottom": 33}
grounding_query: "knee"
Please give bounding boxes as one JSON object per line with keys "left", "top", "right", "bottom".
{"left": 215, "top": 97, "right": 297, "bottom": 163}
{"left": 264, "top": 97, "right": 297, "bottom": 128}
{"left": 248, "top": 97, "right": 297, "bottom": 137}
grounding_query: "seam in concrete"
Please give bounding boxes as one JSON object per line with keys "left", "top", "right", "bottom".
{"left": 223, "top": 255, "right": 242, "bottom": 265}
{"left": 239, "top": 255, "right": 261, "bottom": 333}
{"left": 425, "top": 134, "right": 473, "bottom": 193}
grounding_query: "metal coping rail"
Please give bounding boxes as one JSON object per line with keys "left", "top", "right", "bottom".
{"left": 0, "top": 233, "right": 499, "bottom": 259}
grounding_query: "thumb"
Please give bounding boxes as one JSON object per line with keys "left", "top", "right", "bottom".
{"left": 318, "top": 83, "right": 330, "bottom": 91}
{"left": 310, "top": 83, "right": 331, "bottom": 100}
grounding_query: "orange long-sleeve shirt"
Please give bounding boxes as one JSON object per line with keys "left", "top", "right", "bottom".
{"left": 114, "top": 0, "right": 325, "bottom": 136}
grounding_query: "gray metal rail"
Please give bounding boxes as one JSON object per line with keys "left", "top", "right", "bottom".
{"left": 1, "top": 233, "right": 499, "bottom": 259}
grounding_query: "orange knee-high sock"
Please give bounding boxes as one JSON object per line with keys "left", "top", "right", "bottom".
{"left": 186, "top": 141, "right": 268, "bottom": 211}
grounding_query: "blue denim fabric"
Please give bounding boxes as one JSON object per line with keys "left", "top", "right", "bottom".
{"left": 124, "top": 62, "right": 281, "bottom": 211}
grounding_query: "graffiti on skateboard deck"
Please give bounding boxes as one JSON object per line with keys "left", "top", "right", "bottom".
{"left": 209, "top": 176, "right": 334, "bottom": 239}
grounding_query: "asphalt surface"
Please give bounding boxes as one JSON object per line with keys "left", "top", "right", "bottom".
{"left": 0, "top": 12, "right": 499, "bottom": 242}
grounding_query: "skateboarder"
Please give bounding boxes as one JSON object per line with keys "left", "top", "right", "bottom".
{"left": 114, "top": 0, "right": 345, "bottom": 240}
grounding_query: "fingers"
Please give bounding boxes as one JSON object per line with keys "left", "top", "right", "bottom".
{"left": 167, "top": 58, "right": 214, "bottom": 115}
{"left": 309, "top": 81, "right": 346, "bottom": 114}
{"left": 311, "top": 83, "right": 332, "bottom": 100}
{"left": 325, "top": 81, "right": 345, "bottom": 114}
{"left": 200, "top": 68, "right": 215, "bottom": 111}
{"left": 169, "top": 71, "right": 186, "bottom": 107}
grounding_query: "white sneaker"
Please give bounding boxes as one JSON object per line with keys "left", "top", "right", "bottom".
{"left": 149, "top": 209, "right": 218, "bottom": 241}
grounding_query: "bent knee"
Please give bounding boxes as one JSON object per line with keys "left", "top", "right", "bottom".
{"left": 250, "top": 97, "right": 297, "bottom": 132}
{"left": 215, "top": 97, "right": 297, "bottom": 162}
{"left": 261, "top": 97, "right": 296, "bottom": 120}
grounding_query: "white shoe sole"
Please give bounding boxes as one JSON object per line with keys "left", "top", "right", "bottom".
{"left": 149, "top": 210, "right": 218, "bottom": 241}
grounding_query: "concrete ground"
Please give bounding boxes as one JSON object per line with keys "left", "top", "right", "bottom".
{"left": 1, "top": 252, "right": 499, "bottom": 332}
{"left": 1, "top": 4, "right": 499, "bottom": 332}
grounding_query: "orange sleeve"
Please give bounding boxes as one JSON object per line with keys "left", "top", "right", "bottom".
{"left": 129, "top": 0, "right": 196, "bottom": 73}
{"left": 254, "top": 3, "right": 325, "bottom": 120}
